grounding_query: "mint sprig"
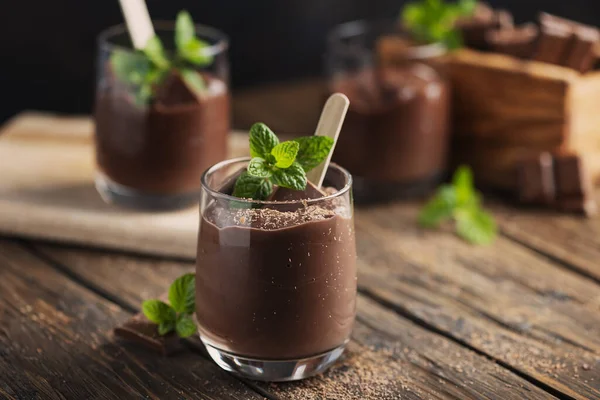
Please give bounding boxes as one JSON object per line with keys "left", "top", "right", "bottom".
{"left": 232, "top": 123, "right": 334, "bottom": 200}
{"left": 419, "top": 166, "right": 497, "bottom": 245}
{"left": 142, "top": 273, "right": 197, "bottom": 338}
{"left": 109, "top": 10, "right": 214, "bottom": 105}
{"left": 401, "top": 0, "right": 476, "bottom": 49}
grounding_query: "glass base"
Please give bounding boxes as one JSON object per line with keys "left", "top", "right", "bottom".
{"left": 353, "top": 172, "right": 445, "bottom": 204}
{"left": 95, "top": 174, "right": 199, "bottom": 211}
{"left": 202, "top": 341, "right": 348, "bottom": 382}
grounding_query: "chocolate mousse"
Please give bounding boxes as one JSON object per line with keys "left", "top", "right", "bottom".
{"left": 196, "top": 174, "right": 356, "bottom": 359}
{"left": 331, "top": 64, "right": 450, "bottom": 199}
{"left": 94, "top": 70, "right": 229, "bottom": 195}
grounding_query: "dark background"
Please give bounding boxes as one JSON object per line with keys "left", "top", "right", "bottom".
{"left": 0, "top": 0, "right": 596, "bottom": 122}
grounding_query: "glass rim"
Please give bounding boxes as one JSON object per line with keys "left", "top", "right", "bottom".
{"left": 328, "top": 18, "right": 447, "bottom": 60}
{"left": 97, "top": 21, "right": 229, "bottom": 57}
{"left": 201, "top": 157, "right": 353, "bottom": 206}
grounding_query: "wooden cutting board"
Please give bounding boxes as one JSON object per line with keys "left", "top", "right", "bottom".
{"left": 0, "top": 112, "right": 248, "bottom": 259}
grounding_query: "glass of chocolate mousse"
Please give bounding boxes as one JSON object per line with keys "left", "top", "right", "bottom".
{"left": 94, "top": 18, "right": 229, "bottom": 210}
{"left": 196, "top": 157, "right": 356, "bottom": 381}
{"left": 326, "top": 20, "right": 450, "bottom": 203}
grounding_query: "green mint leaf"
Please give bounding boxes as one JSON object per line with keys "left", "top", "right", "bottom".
{"left": 247, "top": 157, "right": 273, "bottom": 178}
{"left": 110, "top": 50, "right": 150, "bottom": 86}
{"left": 175, "top": 315, "right": 197, "bottom": 338}
{"left": 232, "top": 171, "right": 273, "bottom": 200}
{"left": 455, "top": 208, "right": 497, "bottom": 245}
{"left": 419, "top": 185, "right": 456, "bottom": 228}
{"left": 143, "top": 36, "right": 170, "bottom": 70}
{"left": 142, "top": 299, "right": 176, "bottom": 324}
{"left": 158, "top": 320, "right": 175, "bottom": 336}
{"left": 294, "top": 136, "right": 334, "bottom": 172}
{"left": 175, "top": 10, "right": 195, "bottom": 53}
{"left": 453, "top": 165, "right": 475, "bottom": 207}
{"left": 180, "top": 69, "right": 206, "bottom": 97}
{"left": 249, "top": 123, "right": 279, "bottom": 159}
{"left": 180, "top": 38, "right": 214, "bottom": 66}
{"left": 272, "top": 162, "right": 307, "bottom": 191}
{"left": 271, "top": 141, "right": 299, "bottom": 169}
{"left": 168, "top": 273, "right": 196, "bottom": 314}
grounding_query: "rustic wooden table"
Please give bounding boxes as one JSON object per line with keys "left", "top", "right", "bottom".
{"left": 1, "top": 83, "right": 600, "bottom": 399}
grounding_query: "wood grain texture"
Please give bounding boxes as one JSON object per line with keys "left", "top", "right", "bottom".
{"left": 0, "top": 240, "right": 265, "bottom": 400}
{"left": 495, "top": 190, "right": 600, "bottom": 282}
{"left": 353, "top": 203, "right": 600, "bottom": 400}
{"left": 34, "top": 242, "right": 555, "bottom": 400}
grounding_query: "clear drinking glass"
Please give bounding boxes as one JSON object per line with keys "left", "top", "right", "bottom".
{"left": 326, "top": 20, "right": 450, "bottom": 203}
{"left": 94, "top": 23, "right": 229, "bottom": 210}
{"left": 196, "top": 158, "right": 357, "bottom": 381}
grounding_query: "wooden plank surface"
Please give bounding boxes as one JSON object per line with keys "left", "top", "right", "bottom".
{"left": 0, "top": 240, "right": 265, "bottom": 400}
{"left": 32, "top": 242, "right": 555, "bottom": 400}
{"left": 352, "top": 203, "right": 600, "bottom": 400}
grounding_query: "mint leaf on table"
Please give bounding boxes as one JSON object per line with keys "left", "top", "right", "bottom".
{"left": 142, "top": 300, "right": 176, "bottom": 324}
{"left": 419, "top": 166, "right": 497, "bottom": 245}
{"left": 294, "top": 136, "right": 334, "bottom": 172}
{"left": 271, "top": 141, "right": 300, "bottom": 169}
{"left": 455, "top": 208, "right": 497, "bottom": 245}
{"left": 232, "top": 172, "right": 273, "bottom": 200}
{"left": 249, "top": 123, "right": 280, "bottom": 158}
{"left": 141, "top": 273, "right": 198, "bottom": 338}
{"left": 168, "top": 273, "right": 195, "bottom": 314}
{"left": 176, "top": 315, "right": 197, "bottom": 338}
{"left": 271, "top": 162, "right": 307, "bottom": 191}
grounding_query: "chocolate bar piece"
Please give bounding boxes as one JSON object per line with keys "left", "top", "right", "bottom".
{"left": 516, "top": 152, "right": 597, "bottom": 216}
{"left": 114, "top": 312, "right": 184, "bottom": 356}
{"left": 456, "top": 3, "right": 498, "bottom": 50}
{"left": 517, "top": 152, "right": 555, "bottom": 204}
{"left": 487, "top": 23, "right": 539, "bottom": 59}
{"left": 533, "top": 24, "right": 572, "bottom": 64}
{"left": 534, "top": 13, "right": 600, "bottom": 72}
{"left": 553, "top": 153, "right": 588, "bottom": 197}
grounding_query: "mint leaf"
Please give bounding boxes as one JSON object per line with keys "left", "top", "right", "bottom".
{"left": 143, "top": 36, "right": 170, "bottom": 70}
{"left": 110, "top": 50, "right": 150, "bottom": 86}
{"left": 168, "top": 273, "right": 195, "bottom": 314}
{"left": 180, "top": 38, "right": 214, "bottom": 66}
{"left": 457, "top": 0, "right": 477, "bottom": 15}
{"left": 232, "top": 171, "right": 273, "bottom": 200}
{"left": 158, "top": 320, "right": 175, "bottom": 336}
{"left": 175, "top": 315, "right": 197, "bottom": 338}
{"left": 175, "top": 10, "right": 195, "bottom": 53}
{"left": 453, "top": 165, "right": 474, "bottom": 206}
{"left": 180, "top": 69, "right": 206, "bottom": 97}
{"left": 142, "top": 299, "right": 176, "bottom": 324}
{"left": 455, "top": 208, "right": 497, "bottom": 245}
{"left": 249, "top": 123, "right": 279, "bottom": 158}
{"left": 272, "top": 162, "right": 307, "bottom": 191}
{"left": 271, "top": 141, "right": 299, "bottom": 169}
{"left": 294, "top": 136, "right": 334, "bottom": 172}
{"left": 247, "top": 157, "right": 273, "bottom": 178}
{"left": 418, "top": 185, "right": 456, "bottom": 228}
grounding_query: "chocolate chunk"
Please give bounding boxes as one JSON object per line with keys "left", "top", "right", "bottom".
{"left": 533, "top": 24, "right": 572, "bottom": 64}
{"left": 553, "top": 153, "right": 589, "bottom": 198}
{"left": 114, "top": 312, "right": 184, "bottom": 356}
{"left": 266, "top": 181, "right": 326, "bottom": 212}
{"left": 564, "top": 26, "right": 600, "bottom": 73}
{"left": 555, "top": 195, "right": 598, "bottom": 216}
{"left": 517, "top": 152, "right": 555, "bottom": 204}
{"left": 456, "top": 3, "right": 498, "bottom": 50}
{"left": 495, "top": 10, "right": 514, "bottom": 30}
{"left": 487, "top": 23, "right": 539, "bottom": 59}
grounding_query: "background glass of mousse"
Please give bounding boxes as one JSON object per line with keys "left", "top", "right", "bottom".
{"left": 196, "top": 158, "right": 357, "bottom": 381}
{"left": 326, "top": 20, "right": 450, "bottom": 203}
{"left": 94, "top": 23, "right": 229, "bottom": 210}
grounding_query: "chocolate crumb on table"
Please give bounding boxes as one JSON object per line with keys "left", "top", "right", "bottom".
{"left": 114, "top": 312, "right": 184, "bottom": 356}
